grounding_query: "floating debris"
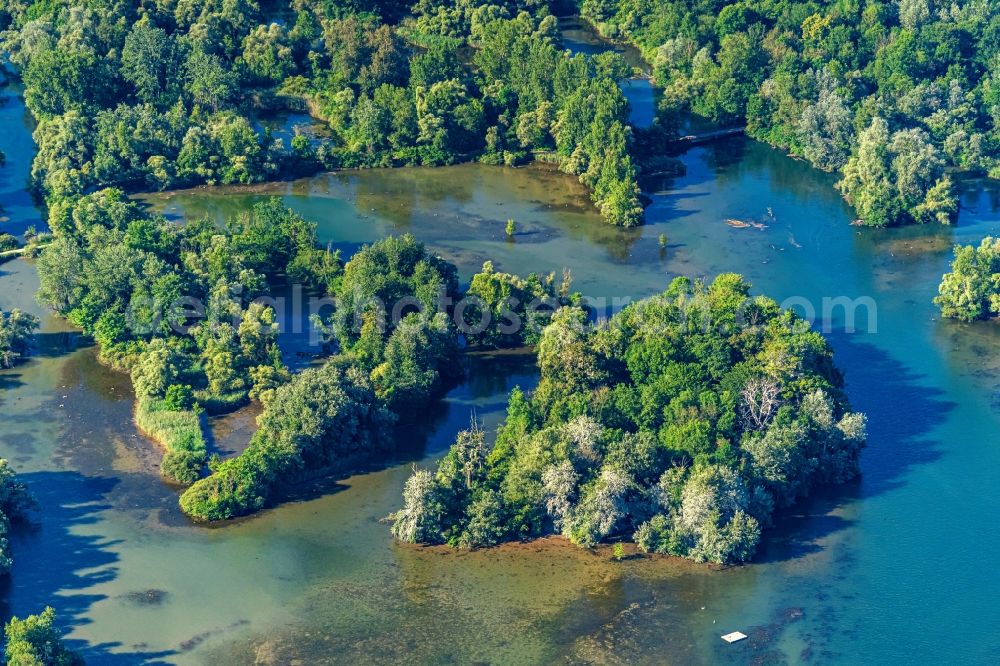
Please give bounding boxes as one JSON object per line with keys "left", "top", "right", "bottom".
{"left": 721, "top": 631, "right": 748, "bottom": 643}
{"left": 849, "top": 219, "right": 866, "bottom": 226}
{"left": 725, "top": 218, "right": 768, "bottom": 230}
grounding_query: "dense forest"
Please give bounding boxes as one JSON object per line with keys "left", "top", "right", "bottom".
{"left": 0, "top": 0, "right": 643, "bottom": 225}
{"left": 580, "top": 0, "right": 1000, "bottom": 226}
{"left": 392, "top": 275, "right": 867, "bottom": 564}
{"left": 0, "top": 0, "right": 874, "bottom": 559}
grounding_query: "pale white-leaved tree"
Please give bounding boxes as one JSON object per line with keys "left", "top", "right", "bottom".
{"left": 740, "top": 376, "right": 782, "bottom": 430}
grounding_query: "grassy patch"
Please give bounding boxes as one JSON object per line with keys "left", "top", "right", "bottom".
{"left": 135, "top": 398, "right": 208, "bottom": 485}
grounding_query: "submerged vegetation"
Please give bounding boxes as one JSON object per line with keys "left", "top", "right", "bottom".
{"left": 392, "top": 275, "right": 866, "bottom": 564}
{"left": 580, "top": 0, "right": 999, "bottom": 226}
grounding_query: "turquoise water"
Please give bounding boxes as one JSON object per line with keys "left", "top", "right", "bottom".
{"left": 5, "top": 31, "right": 1000, "bottom": 664}
{"left": 139, "top": 143, "right": 1000, "bottom": 663}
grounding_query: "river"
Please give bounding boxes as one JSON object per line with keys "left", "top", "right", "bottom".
{"left": 3, "top": 25, "right": 1000, "bottom": 665}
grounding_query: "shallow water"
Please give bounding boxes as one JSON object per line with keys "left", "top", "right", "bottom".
{"left": 558, "top": 16, "right": 656, "bottom": 129}
{"left": 5, "top": 34, "right": 1000, "bottom": 666}
{"left": 136, "top": 143, "right": 1000, "bottom": 664}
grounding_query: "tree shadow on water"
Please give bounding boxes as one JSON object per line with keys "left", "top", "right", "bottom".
{"left": 32, "top": 331, "right": 91, "bottom": 360}
{"left": 754, "top": 484, "right": 859, "bottom": 564}
{"left": 756, "top": 331, "right": 952, "bottom": 563}
{"left": 827, "top": 330, "right": 952, "bottom": 498}
{"left": 1, "top": 470, "right": 175, "bottom": 664}
{"left": 0, "top": 370, "right": 24, "bottom": 393}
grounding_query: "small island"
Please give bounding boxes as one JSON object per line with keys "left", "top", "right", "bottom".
{"left": 392, "top": 274, "right": 866, "bottom": 564}
{"left": 935, "top": 237, "right": 1000, "bottom": 322}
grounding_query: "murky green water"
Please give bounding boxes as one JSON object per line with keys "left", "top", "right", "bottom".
{"left": 6, "top": 30, "right": 1000, "bottom": 664}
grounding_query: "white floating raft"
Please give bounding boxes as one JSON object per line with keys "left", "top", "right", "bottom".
{"left": 721, "top": 631, "right": 748, "bottom": 644}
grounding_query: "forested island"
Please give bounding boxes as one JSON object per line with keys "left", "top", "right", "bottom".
{"left": 579, "top": 0, "right": 999, "bottom": 226}
{"left": 392, "top": 275, "right": 866, "bottom": 564}
{"left": 935, "top": 236, "right": 1000, "bottom": 321}
{"left": 31, "top": 185, "right": 572, "bottom": 515}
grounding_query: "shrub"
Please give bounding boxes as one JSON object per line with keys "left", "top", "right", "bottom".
{"left": 0, "top": 234, "right": 19, "bottom": 252}
{"left": 162, "top": 449, "right": 206, "bottom": 485}
{"left": 163, "top": 384, "right": 195, "bottom": 411}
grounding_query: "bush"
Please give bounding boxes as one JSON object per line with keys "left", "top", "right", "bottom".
{"left": 0, "top": 309, "right": 40, "bottom": 369}
{"left": 163, "top": 384, "right": 195, "bottom": 411}
{"left": 161, "top": 449, "right": 206, "bottom": 485}
{"left": 0, "top": 234, "right": 19, "bottom": 252}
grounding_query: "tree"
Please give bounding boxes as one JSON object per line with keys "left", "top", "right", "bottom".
{"left": 0, "top": 310, "right": 40, "bottom": 369}
{"left": 185, "top": 49, "right": 236, "bottom": 112}
{"left": 463, "top": 261, "right": 563, "bottom": 348}
{"left": 237, "top": 302, "right": 279, "bottom": 366}
{"left": 180, "top": 362, "right": 394, "bottom": 520}
{"left": 3, "top": 607, "right": 84, "bottom": 666}
{"left": 130, "top": 339, "right": 183, "bottom": 400}
{"left": 333, "top": 234, "right": 459, "bottom": 351}
{"left": 798, "top": 70, "right": 852, "bottom": 171}
{"left": 241, "top": 23, "right": 296, "bottom": 84}
{"left": 839, "top": 117, "right": 901, "bottom": 226}
{"left": 0, "top": 459, "right": 36, "bottom": 574}
{"left": 369, "top": 312, "right": 458, "bottom": 415}
{"left": 121, "top": 19, "right": 184, "bottom": 108}
{"left": 390, "top": 469, "right": 446, "bottom": 543}
{"left": 535, "top": 306, "right": 604, "bottom": 396}
{"left": 935, "top": 237, "right": 1000, "bottom": 321}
